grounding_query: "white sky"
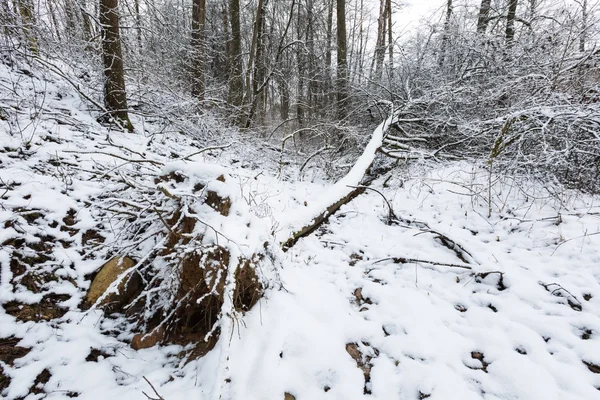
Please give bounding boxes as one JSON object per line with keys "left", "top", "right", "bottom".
{"left": 394, "top": 0, "right": 447, "bottom": 33}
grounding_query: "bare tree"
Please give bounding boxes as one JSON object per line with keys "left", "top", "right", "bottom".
{"left": 580, "top": 0, "right": 588, "bottom": 52}
{"left": 439, "top": 0, "right": 453, "bottom": 66}
{"left": 191, "top": 0, "right": 206, "bottom": 100}
{"left": 228, "top": 0, "right": 244, "bottom": 107}
{"left": 100, "top": 0, "right": 133, "bottom": 131}
{"left": 505, "top": 0, "right": 518, "bottom": 45}
{"left": 16, "top": 0, "right": 37, "bottom": 53}
{"left": 337, "top": 0, "right": 348, "bottom": 119}
{"left": 476, "top": 0, "right": 491, "bottom": 34}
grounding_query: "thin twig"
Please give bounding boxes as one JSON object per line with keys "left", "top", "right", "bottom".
{"left": 181, "top": 142, "right": 234, "bottom": 161}
{"left": 63, "top": 150, "right": 164, "bottom": 166}
{"left": 142, "top": 376, "right": 165, "bottom": 400}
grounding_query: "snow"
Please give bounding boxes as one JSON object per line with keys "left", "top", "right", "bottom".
{"left": 1, "top": 57, "right": 600, "bottom": 400}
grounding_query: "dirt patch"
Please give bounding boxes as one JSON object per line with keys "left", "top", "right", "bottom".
{"left": 4, "top": 294, "right": 70, "bottom": 322}
{"left": 85, "top": 348, "right": 112, "bottom": 362}
{"left": 346, "top": 342, "right": 378, "bottom": 394}
{"left": 0, "top": 337, "right": 30, "bottom": 365}
{"left": 349, "top": 253, "right": 363, "bottom": 266}
{"left": 82, "top": 229, "right": 105, "bottom": 246}
{"left": 584, "top": 360, "right": 600, "bottom": 374}
{"left": 205, "top": 190, "right": 231, "bottom": 216}
{"left": 233, "top": 257, "right": 263, "bottom": 312}
{"left": 0, "top": 366, "right": 10, "bottom": 394}
{"left": 29, "top": 368, "right": 51, "bottom": 395}
{"left": 470, "top": 351, "right": 490, "bottom": 373}
{"left": 62, "top": 209, "right": 77, "bottom": 226}
{"left": 474, "top": 271, "right": 507, "bottom": 291}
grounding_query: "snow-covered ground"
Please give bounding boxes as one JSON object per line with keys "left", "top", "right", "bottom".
{"left": 1, "top": 57, "right": 600, "bottom": 400}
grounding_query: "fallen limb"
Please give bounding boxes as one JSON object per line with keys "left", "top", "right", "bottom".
{"left": 280, "top": 110, "right": 394, "bottom": 250}
{"left": 374, "top": 257, "right": 472, "bottom": 270}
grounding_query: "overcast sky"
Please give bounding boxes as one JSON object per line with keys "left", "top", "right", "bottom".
{"left": 394, "top": 0, "right": 447, "bottom": 33}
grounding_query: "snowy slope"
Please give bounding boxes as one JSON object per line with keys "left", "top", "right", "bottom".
{"left": 1, "top": 57, "right": 600, "bottom": 400}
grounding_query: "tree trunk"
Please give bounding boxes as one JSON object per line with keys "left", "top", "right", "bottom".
{"left": 476, "top": 0, "right": 491, "bottom": 34}
{"left": 325, "top": 0, "right": 334, "bottom": 103}
{"left": 100, "top": 0, "right": 133, "bottom": 131}
{"left": 252, "top": 0, "right": 267, "bottom": 123}
{"left": 47, "top": 0, "right": 62, "bottom": 41}
{"left": 79, "top": 0, "right": 93, "bottom": 41}
{"left": 386, "top": 0, "right": 393, "bottom": 85}
{"left": 371, "top": 0, "right": 387, "bottom": 84}
{"left": 580, "top": 0, "right": 587, "bottom": 52}
{"left": 505, "top": 0, "right": 518, "bottom": 46}
{"left": 296, "top": 0, "right": 306, "bottom": 125}
{"left": 438, "top": 0, "right": 452, "bottom": 66}
{"left": 245, "top": 0, "right": 263, "bottom": 104}
{"left": 134, "top": 0, "right": 142, "bottom": 50}
{"left": 17, "top": 0, "right": 37, "bottom": 53}
{"left": 228, "top": 0, "right": 243, "bottom": 107}
{"left": 64, "top": 0, "right": 77, "bottom": 32}
{"left": 336, "top": 0, "right": 348, "bottom": 119}
{"left": 191, "top": 0, "right": 206, "bottom": 100}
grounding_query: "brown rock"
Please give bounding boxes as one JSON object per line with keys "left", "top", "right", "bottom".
{"left": 284, "top": 393, "right": 296, "bottom": 400}
{"left": 85, "top": 256, "right": 141, "bottom": 311}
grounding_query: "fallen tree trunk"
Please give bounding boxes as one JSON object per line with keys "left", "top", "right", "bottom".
{"left": 281, "top": 110, "right": 394, "bottom": 250}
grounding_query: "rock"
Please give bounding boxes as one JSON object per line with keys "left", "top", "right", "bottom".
{"left": 85, "top": 256, "right": 141, "bottom": 311}
{"left": 284, "top": 393, "right": 296, "bottom": 400}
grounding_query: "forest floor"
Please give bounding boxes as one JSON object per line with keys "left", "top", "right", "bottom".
{"left": 1, "top": 57, "right": 600, "bottom": 400}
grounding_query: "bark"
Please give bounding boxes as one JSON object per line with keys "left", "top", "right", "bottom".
{"left": 17, "top": 0, "right": 37, "bottom": 53}
{"left": 297, "top": 0, "right": 306, "bottom": 125}
{"left": 100, "top": 0, "right": 133, "bottom": 131}
{"left": 252, "top": 0, "right": 268, "bottom": 122}
{"left": 134, "top": 0, "right": 142, "bottom": 49}
{"left": 2, "top": 0, "right": 15, "bottom": 36}
{"left": 438, "top": 0, "right": 452, "bottom": 66}
{"left": 476, "top": 0, "right": 491, "bottom": 34}
{"left": 337, "top": 0, "right": 348, "bottom": 119}
{"left": 326, "top": 0, "right": 333, "bottom": 72}
{"left": 228, "top": 0, "right": 243, "bottom": 107}
{"left": 386, "top": 0, "right": 393, "bottom": 83}
{"left": 78, "top": 0, "right": 93, "bottom": 41}
{"left": 191, "top": 0, "right": 206, "bottom": 100}
{"left": 245, "top": 0, "right": 263, "bottom": 103}
{"left": 47, "top": 0, "right": 62, "bottom": 41}
{"left": 64, "top": 0, "right": 77, "bottom": 32}
{"left": 580, "top": 0, "right": 587, "bottom": 52}
{"left": 371, "top": 0, "right": 387, "bottom": 83}
{"left": 505, "top": 0, "right": 518, "bottom": 46}
{"left": 278, "top": 74, "right": 290, "bottom": 120}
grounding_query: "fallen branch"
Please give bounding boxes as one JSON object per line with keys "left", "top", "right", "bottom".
{"left": 63, "top": 150, "right": 164, "bottom": 166}
{"left": 142, "top": 376, "right": 165, "bottom": 400}
{"left": 280, "top": 110, "right": 394, "bottom": 250}
{"left": 181, "top": 142, "right": 234, "bottom": 161}
{"left": 374, "top": 257, "right": 472, "bottom": 269}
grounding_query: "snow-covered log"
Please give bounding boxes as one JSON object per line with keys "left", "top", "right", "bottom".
{"left": 280, "top": 112, "right": 394, "bottom": 250}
